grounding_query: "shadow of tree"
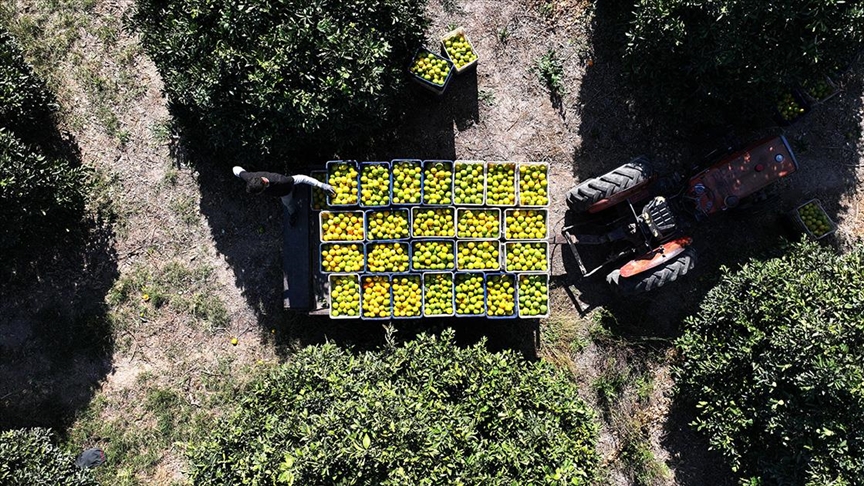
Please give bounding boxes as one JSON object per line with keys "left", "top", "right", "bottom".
{"left": 0, "top": 128, "right": 117, "bottom": 431}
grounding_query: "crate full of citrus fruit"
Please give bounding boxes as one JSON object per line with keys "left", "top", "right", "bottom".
{"left": 409, "top": 49, "right": 454, "bottom": 94}
{"left": 441, "top": 27, "right": 478, "bottom": 73}
{"left": 793, "top": 199, "right": 836, "bottom": 240}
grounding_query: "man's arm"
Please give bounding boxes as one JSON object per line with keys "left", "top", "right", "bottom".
{"left": 293, "top": 174, "right": 336, "bottom": 195}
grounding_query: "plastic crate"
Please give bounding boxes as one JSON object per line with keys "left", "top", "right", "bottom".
{"left": 503, "top": 208, "right": 549, "bottom": 240}
{"left": 391, "top": 273, "right": 423, "bottom": 319}
{"left": 485, "top": 161, "right": 518, "bottom": 207}
{"left": 360, "top": 274, "right": 393, "bottom": 320}
{"left": 516, "top": 162, "right": 550, "bottom": 207}
{"left": 310, "top": 170, "right": 330, "bottom": 211}
{"left": 485, "top": 273, "right": 517, "bottom": 319}
{"left": 791, "top": 199, "right": 837, "bottom": 240}
{"left": 456, "top": 207, "right": 502, "bottom": 239}
{"left": 456, "top": 240, "right": 502, "bottom": 271}
{"left": 359, "top": 161, "right": 392, "bottom": 208}
{"left": 799, "top": 75, "right": 839, "bottom": 105}
{"left": 390, "top": 159, "right": 424, "bottom": 205}
{"left": 774, "top": 91, "right": 812, "bottom": 126}
{"left": 328, "top": 274, "right": 361, "bottom": 319}
{"left": 453, "top": 160, "right": 486, "bottom": 206}
{"left": 365, "top": 241, "right": 412, "bottom": 274}
{"left": 422, "top": 272, "right": 455, "bottom": 317}
{"left": 516, "top": 273, "right": 550, "bottom": 319}
{"left": 411, "top": 206, "right": 456, "bottom": 238}
{"left": 454, "top": 272, "right": 487, "bottom": 317}
{"left": 411, "top": 239, "right": 456, "bottom": 271}
{"left": 422, "top": 160, "right": 454, "bottom": 206}
{"left": 409, "top": 49, "right": 455, "bottom": 95}
{"left": 504, "top": 241, "right": 549, "bottom": 272}
{"left": 319, "top": 242, "right": 366, "bottom": 274}
{"left": 365, "top": 208, "right": 411, "bottom": 241}
{"left": 319, "top": 210, "right": 365, "bottom": 242}
{"left": 441, "top": 27, "right": 478, "bottom": 74}
{"left": 326, "top": 160, "right": 360, "bottom": 207}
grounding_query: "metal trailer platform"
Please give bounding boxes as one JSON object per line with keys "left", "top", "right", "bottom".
{"left": 282, "top": 186, "right": 329, "bottom": 315}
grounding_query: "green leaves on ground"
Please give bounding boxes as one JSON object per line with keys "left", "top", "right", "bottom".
{"left": 676, "top": 240, "right": 864, "bottom": 484}
{"left": 188, "top": 330, "right": 599, "bottom": 485}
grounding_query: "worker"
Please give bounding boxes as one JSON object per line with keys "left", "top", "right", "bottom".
{"left": 233, "top": 166, "right": 336, "bottom": 225}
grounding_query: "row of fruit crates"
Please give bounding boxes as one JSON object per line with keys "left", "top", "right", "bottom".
{"left": 320, "top": 240, "right": 550, "bottom": 274}
{"left": 409, "top": 27, "right": 478, "bottom": 95}
{"left": 317, "top": 160, "right": 549, "bottom": 209}
{"left": 319, "top": 208, "right": 549, "bottom": 242}
{"left": 328, "top": 272, "right": 549, "bottom": 320}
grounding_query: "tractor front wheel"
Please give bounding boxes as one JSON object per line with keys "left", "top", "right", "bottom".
{"left": 566, "top": 157, "right": 653, "bottom": 213}
{"left": 606, "top": 246, "right": 697, "bottom": 295}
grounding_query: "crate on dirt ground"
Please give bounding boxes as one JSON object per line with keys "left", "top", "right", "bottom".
{"left": 408, "top": 49, "right": 454, "bottom": 95}
{"left": 791, "top": 198, "right": 837, "bottom": 240}
{"left": 441, "top": 27, "right": 478, "bottom": 74}
{"left": 485, "top": 161, "right": 518, "bottom": 207}
{"left": 799, "top": 75, "right": 840, "bottom": 105}
{"left": 504, "top": 241, "right": 549, "bottom": 272}
{"left": 503, "top": 208, "right": 549, "bottom": 240}
{"left": 774, "top": 91, "right": 812, "bottom": 126}
{"left": 516, "top": 162, "right": 550, "bottom": 207}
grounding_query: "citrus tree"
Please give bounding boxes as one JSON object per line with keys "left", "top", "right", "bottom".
{"left": 131, "top": 0, "right": 429, "bottom": 165}
{"left": 188, "top": 330, "right": 599, "bottom": 484}
{"left": 676, "top": 240, "right": 864, "bottom": 484}
{"left": 625, "top": 0, "right": 864, "bottom": 117}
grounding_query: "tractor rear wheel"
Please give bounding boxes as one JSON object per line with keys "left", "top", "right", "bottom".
{"left": 566, "top": 157, "right": 653, "bottom": 213}
{"left": 606, "top": 246, "right": 697, "bottom": 295}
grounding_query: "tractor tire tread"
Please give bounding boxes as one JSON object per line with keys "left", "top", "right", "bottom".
{"left": 567, "top": 158, "right": 653, "bottom": 213}
{"left": 606, "top": 247, "right": 697, "bottom": 295}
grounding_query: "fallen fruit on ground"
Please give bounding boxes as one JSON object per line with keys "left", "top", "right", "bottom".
{"left": 321, "top": 243, "right": 365, "bottom": 273}
{"left": 367, "top": 209, "right": 410, "bottom": 240}
{"left": 443, "top": 31, "right": 478, "bottom": 69}
{"left": 411, "top": 240, "right": 455, "bottom": 270}
{"left": 506, "top": 242, "right": 548, "bottom": 271}
{"left": 486, "top": 162, "right": 517, "bottom": 205}
{"left": 362, "top": 275, "right": 391, "bottom": 318}
{"left": 518, "top": 164, "right": 549, "bottom": 206}
{"left": 457, "top": 240, "right": 500, "bottom": 270}
{"left": 392, "top": 275, "right": 422, "bottom": 318}
{"left": 328, "top": 162, "right": 359, "bottom": 205}
{"left": 454, "top": 161, "right": 485, "bottom": 204}
{"left": 518, "top": 274, "right": 548, "bottom": 317}
{"left": 391, "top": 160, "right": 422, "bottom": 204}
{"left": 486, "top": 274, "right": 516, "bottom": 317}
{"left": 455, "top": 273, "right": 485, "bottom": 315}
{"left": 412, "top": 207, "right": 455, "bottom": 237}
{"left": 457, "top": 209, "right": 500, "bottom": 238}
{"left": 410, "top": 51, "right": 451, "bottom": 86}
{"left": 505, "top": 209, "right": 547, "bottom": 239}
{"left": 321, "top": 211, "right": 365, "bottom": 241}
{"left": 360, "top": 163, "right": 390, "bottom": 206}
{"left": 366, "top": 242, "right": 410, "bottom": 272}
{"left": 422, "top": 161, "right": 453, "bottom": 205}
{"left": 423, "top": 273, "right": 454, "bottom": 316}
{"left": 330, "top": 275, "right": 361, "bottom": 317}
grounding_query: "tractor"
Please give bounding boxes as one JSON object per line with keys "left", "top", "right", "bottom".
{"left": 562, "top": 135, "right": 798, "bottom": 294}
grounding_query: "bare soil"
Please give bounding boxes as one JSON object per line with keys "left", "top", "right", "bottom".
{"left": 1, "top": 0, "right": 862, "bottom": 484}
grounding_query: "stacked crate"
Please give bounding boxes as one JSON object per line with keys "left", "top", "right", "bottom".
{"left": 315, "top": 159, "right": 550, "bottom": 319}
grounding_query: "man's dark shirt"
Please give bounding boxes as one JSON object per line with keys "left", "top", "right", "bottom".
{"left": 240, "top": 171, "right": 295, "bottom": 197}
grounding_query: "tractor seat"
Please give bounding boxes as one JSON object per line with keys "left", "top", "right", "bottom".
{"left": 639, "top": 196, "right": 677, "bottom": 239}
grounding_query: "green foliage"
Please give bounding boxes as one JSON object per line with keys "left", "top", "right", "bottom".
{"left": 534, "top": 48, "right": 565, "bottom": 98}
{"left": 625, "top": 0, "right": 864, "bottom": 117}
{"left": 0, "top": 428, "right": 98, "bottom": 486}
{"left": 0, "top": 29, "right": 57, "bottom": 141}
{"left": 676, "top": 240, "right": 864, "bottom": 484}
{"left": 188, "top": 330, "right": 599, "bottom": 484}
{"left": 131, "top": 0, "right": 430, "bottom": 164}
